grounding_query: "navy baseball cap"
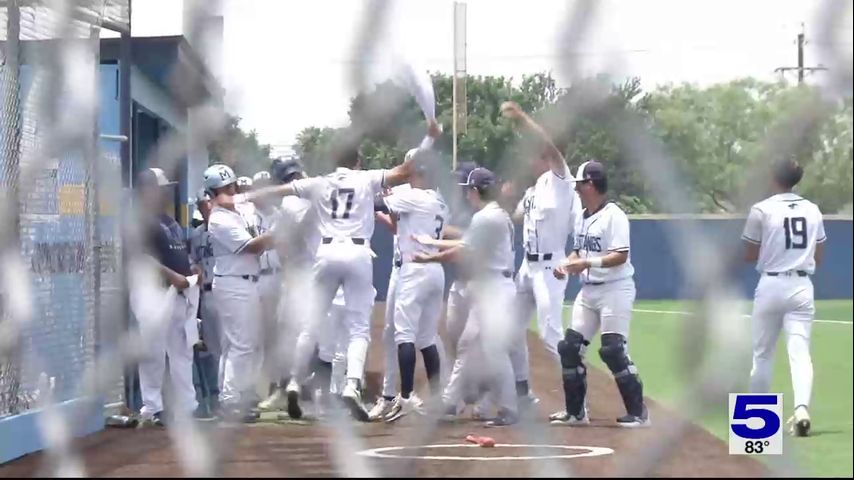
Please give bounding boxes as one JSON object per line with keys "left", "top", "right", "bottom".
{"left": 573, "top": 160, "right": 607, "bottom": 182}
{"left": 272, "top": 157, "right": 304, "bottom": 183}
{"left": 453, "top": 161, "right": 478, "bottom": 183}
{"left": 458, "top": 167, "right": 497, "bottom": 188}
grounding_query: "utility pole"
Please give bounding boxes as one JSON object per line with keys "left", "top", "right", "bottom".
{"left": 452, "top": 1, "right": 467, "bottom": 171}
{"left": 775, "top": 24, "right": 827, "bottom": 85}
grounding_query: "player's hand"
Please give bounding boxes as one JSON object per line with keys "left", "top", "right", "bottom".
{"left": 412, "top": 234, "right": 436, "bottom": 246}
{"left": 500, "top": 181, "right": 516, "bottom": 199}
{"left": 563, "top": 258, "right": 589, "bottom": 275}
{"left": 500, "top": 101, "right": 523, "bottom": 120}
{"left": 190, "top": 264, "right": 203, "bottom": 284}
{"left": 427, "top": 118, "right": 442, "bottom": 138}
{"left": 553, "top": 264, "right": 568, "bottom": 280}
{"left": 413, "top": 252, "right": 433, "bottom": 263}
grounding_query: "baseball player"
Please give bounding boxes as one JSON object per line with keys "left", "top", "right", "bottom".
{"left": 552, "top": 160, "right": 649, "bottom": 427}
{"left": 414, "top": 167, "right": 519, "bottom": 427}
{"left": 250, "top": 170, "right": 284, "bottom": 397}
{"left": 742, "top": 159, "right": 826, "bottom": 437}
{"left": 204, "top": 164, "right": 275, "bottom": 421}
{"left": 132, "top": 168, "right": 199, "bottom": 426}
{"left": 237, "top": 176, "right": 253, "bottom": 194}
{"left": 501, "top": 101, "right": 581, "bottom": 409}
{"left": 235, "top": 124, "right": 437, "bottom": 421}
{"left": 379, "top": 152, "right": 448, "bottom": 422}
{"left": 189, "top": 189, "right": 221, "bottom": 415}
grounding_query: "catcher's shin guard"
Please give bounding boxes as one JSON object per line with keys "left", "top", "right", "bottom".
{"left": 599, "top": 333, "right": 645, "bottom": 417}
{"left": 558, "top": 329, "right": 589, "bottom": 417}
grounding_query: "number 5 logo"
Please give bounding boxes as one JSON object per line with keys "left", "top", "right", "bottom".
{"left": 731, "top": 394, "right": 780, "bottom": 439}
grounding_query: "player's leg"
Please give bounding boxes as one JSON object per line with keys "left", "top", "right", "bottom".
{"left": 749, "top": 278, "right": 784, "bottom": 394}
{"left": 165, "top": 294, "right": 199, "bottom": 418}
{"left": 385, "top": 265, "right": 427, "bottom": 422}
{"left": 599, "top": 279, "right": 648, "bottom": 427}
{"left": 477, "top": 278, "right": 519, "bottom": 426}
{"left": 136, "top": 311, "right": 168, "bottom": 422}
{"left": 371, "top": 267, "right": 399, "bottom": 420}
{"left": 783, "top": 279, "right": 815, "bottom": 436}
{"left": 416, "top": 265, "right": 445, "bottom": 398}
{"left": 214, "top": 277, "right": 261, "bottom": 420}
{"left": 340, "top": 248, "right": 375, "bottom": 421}
{"left": 445, "top": 281, "right": 470, "bottom": 359}
{"left": 509, "top": 261, "right": 535, "bottom": 405}
{"left": 550, "top": 287, "right": 599, "bottom": 424}
{"left": 198, "top": 294, "right": 221, "bottom": 411}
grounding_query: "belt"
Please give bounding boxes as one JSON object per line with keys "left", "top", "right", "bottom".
{"left": 526, "top": 252, "right": 553, "bottom": 262}
{"left": 215, "top": 274, "right": 259, "bottom": 283}
{"left": 394, "top": 260, "right": 402, "bottom": 268}
{"left": 584, "top": 281, "right": 605, "bottom": 286}
{"left": 322, "top": 237, "right": 366, "bottom": 245}
{"left": 260, "top": 267, "right": 281, "bottom": 276}
{"left": 766, "top": 270, "right": 808, "bottom": 277}
{"left": 203, "top": 283, "right": 212, "bottom": 292}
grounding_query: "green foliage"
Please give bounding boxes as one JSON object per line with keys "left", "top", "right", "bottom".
{"left": 208, "top": 115, "right": 273, "bottom": 176}
{"left": 292, "top": 73, "right": 853, "bottom": 214}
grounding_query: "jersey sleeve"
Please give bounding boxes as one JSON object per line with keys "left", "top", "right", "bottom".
{"left": 383, "top": 189, "right": 419, "bottom": 215}
{"left": 209, "top": 211, "right": 254, "bottom": 254}
{"left": 741, "top": 206, "right": 763, "bottom": 244}
{"left": 291, "top": 177, "right": 323, "bottom": 200}
{"left": 607, "top": 210, "right": 631, "bottom": 252}
{"left": 367, "top": 169, "right": 388, "bottom": 194}
{"left": 815, "top": 207, "right": 827, "bottom": 244}
{"left": 188, "top": 228, "right": 202, "bottom": 264}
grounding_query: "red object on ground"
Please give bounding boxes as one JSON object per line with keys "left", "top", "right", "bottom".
{"left": 465, "top": 434, "right": 496, "bottom": 448}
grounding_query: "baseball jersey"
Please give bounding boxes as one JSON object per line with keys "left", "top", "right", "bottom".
{"left": 255, "top": 205, "right": 282, "bottom": 271}
{"left": 208, "top": 205, "right": 261, "bottom": 276}
{"left": 573, "top": 202, "right": 634, "bottom": 284}
{"left": 189, "top": 223, "right": 215, "bottom": 283}
{"left": 741, "top": 192, "right": 826, "bottom": 274}
{"left": 462, "top": 201, "right": 515, "bottom": 278}
{"left": 278, "top": 196, "right": 321, "bottom": 265}
{"left": 387, "top": 184, "right": 412, "bottom": 266}
{"left": 147, "top": 214, "right": 191, "bottom": 276}
{"left": 385, "top": 186, "right": 449, "bottom": 262}
{"left": 515, "top": 164, "right": 581, "bottom": 255}
{"left": 292, "top": 167, "right": 387, "bottom": 240}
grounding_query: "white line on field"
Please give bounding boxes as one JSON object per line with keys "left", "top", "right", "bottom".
{"left": 562, "top": 305, "right": 852, "bottom": 326}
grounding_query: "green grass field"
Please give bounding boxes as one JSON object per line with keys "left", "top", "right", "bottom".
{"left": 551, "top": 299, "right": 853, "bottom": 477}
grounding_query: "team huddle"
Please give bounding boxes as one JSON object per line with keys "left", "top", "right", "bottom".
{"left": 135, "top": 100, "right": 825, "bottom": 436}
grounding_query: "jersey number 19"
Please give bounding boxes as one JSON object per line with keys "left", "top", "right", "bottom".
{"left": 783, "top": 217, "right": 806, "bottom": 249}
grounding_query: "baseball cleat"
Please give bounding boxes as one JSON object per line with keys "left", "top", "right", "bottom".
{"left": 342, "top": 382, "right": 370, "bottom": 422}
{"left": 616, "top": 406, "right": 650, "bottom": 428}
{"left": 550, "top": 409, "right": 590, "bottom": 426}
{"left": 548, "top": 410, "right": 568, "bottom": 421}
{"left": 788, "top": 405, "right": 811, "bottom": 437}
{"left": 368, "top": 397, "right": 395, "bottom": 422}
{"left": 257, "top": 388, "right": 288, "bottom": 412}
{"left": 285, "top": 379, "right": 303, "bottom": 420}
{"left": 384, "top": 394, "right": 425, "bottom": 423}
{"left": 484, "top": 409, "right": 519, "bottom": 428}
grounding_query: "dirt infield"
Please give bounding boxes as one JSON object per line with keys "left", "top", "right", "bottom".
{"left": 0, "top": 305, "right": 764, "bottom": 477}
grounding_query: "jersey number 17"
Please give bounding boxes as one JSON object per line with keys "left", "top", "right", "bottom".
{"left": 330, "top": 188, "right": 355, "bottom": 219}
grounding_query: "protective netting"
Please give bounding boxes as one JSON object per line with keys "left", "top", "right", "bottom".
{"left": 0, "top": 0, "right": 851, "bottom": 477}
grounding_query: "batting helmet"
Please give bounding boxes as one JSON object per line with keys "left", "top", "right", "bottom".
{"left": 237, "top": 176, "right": 254, "bottom": 189}
{"left": 203, "top": 164, "right": 237, "bottom": 192}
{"left": 272, "top": 157, "right": 304, "bottom": 184}
{"left": 253, "top": 171, "right": 272, "bottom": 183}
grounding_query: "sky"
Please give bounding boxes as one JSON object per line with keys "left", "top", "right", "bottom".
{"left": 124, "top": 0, "right": 853, "bottom": 156}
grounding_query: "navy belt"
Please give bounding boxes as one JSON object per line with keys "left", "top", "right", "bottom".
{"left": 260, "top": 267, "right": 281, "bottom": 275}
{"left": 767, "top": 271, "right": 807, "bottom": 277}
{"left": 526, "top": 252, "right": 553, "bottom": 262}
{"left": 322, "top": 237, "right": 366, "bottom": 245}
{"left": 215, "top": 274, "right": 259, "bottom": 283}
{"left": 584, "top": 281, "right": 605, "bottom": 286}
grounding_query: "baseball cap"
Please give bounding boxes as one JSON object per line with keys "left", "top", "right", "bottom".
{"left": 453, "top": 161, "right": 478, "bottom": 184}
{"left": 573, "top": 160, "right": 607, "bottom": 182}
{"left": 136, "top": 167, "right": 176, "bottom": 188}
{"left": 272, "top": 157, "right": 304, "bottom": 183}
{"left": 458, "top": 167, "right": 497, "bottom": 188}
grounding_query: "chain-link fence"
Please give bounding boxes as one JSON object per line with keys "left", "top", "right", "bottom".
{"left": 0, "top": 0, "right": 852, "bottom": 477}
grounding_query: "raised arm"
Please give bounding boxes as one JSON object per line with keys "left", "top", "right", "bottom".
{"left": 384, "top": 118, "right": 442, "bottom": 187}
{"left": 501, "top": 101, "right": 566, "bottom": 176}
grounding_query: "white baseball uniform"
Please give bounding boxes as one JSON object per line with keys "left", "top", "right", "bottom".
{"left": 569, "top": 202, "right": 636, "bottom": 342}
{"left": 208, "top": 204, "right": 262, "bottom": 407}
{"left": 511, "top": 164, "right": 581, "bottom": 383}
{"left": 291, "top": 167, "right": 387, "bottom": 383}
{"left": 442, "top": 201, "right": 517, "bottom": 414}
{"left": 254, "top": 204, "right": 283, "bottom": 381}
{"left": 742, "top": 192, "right": 826, "bottom": 409}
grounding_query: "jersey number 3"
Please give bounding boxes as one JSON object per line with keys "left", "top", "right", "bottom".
{"left": 783, "top": 216, "right": 807, "bottom": 249}
{"left": 330, "top": 188, "right": 355, "bottom": 219}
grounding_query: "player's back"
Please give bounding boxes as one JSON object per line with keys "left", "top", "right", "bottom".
{"left": 387, "top": 187, "right": 449, "bottom": 261}
{"left": 293, "top": 167, "right": 385, "bottom": 241}
{"left": 745, "top": 193, "right": 826, "bottom": 274}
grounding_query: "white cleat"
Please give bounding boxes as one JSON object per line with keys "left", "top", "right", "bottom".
{"left": 368, "top": 397, "right": 395, "bottom": 422}
{"left": 550, "top": 409, "right": 590, "bottom": 426}
{"left": 342, "top": 382, "right": 370, "bottom": 422}
{"left": 384, "top": 394, "right": 425, "bottom": 423}
{"left": 256, "top": 388, "right": 288, "bottom": 412}
{"left": 788, "top": 405, "right": 811, "bottom": 437}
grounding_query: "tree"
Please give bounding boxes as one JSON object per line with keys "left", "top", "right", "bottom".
{"left": 208, "top": 115, "right": 273, "bottom": 176}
